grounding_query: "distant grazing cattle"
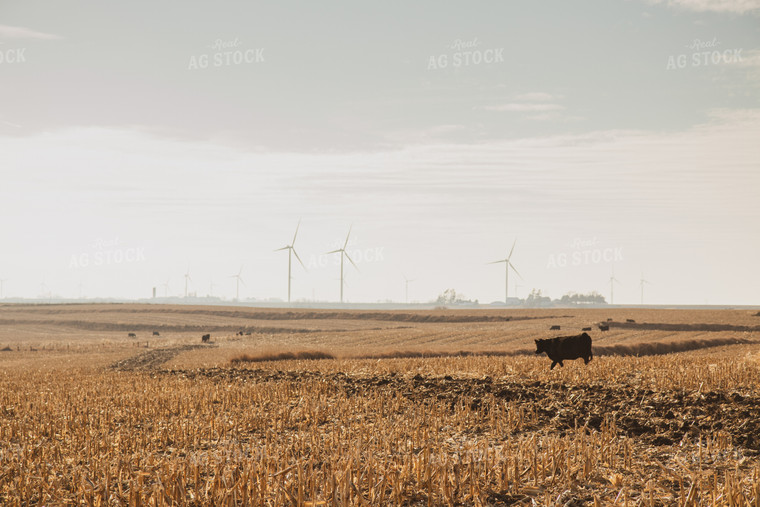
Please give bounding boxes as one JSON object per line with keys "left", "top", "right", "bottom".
{"left": 606, "top": 318, "right": 613, "bottom": 322}
{"left": 152, "top": 331, "right": 160, "bottom": 336}
{"left": 245, "top": 332, "right": 252, "bottom": 336}
{"left": 535, "top": 332, "right": 593, "bottom": 370}
{"left": 626, "top": 319, "right": 635, "bottom": 323}
{"left": 582, "top": 327, "right": 592, "bottom": 331}
{"left": 202, "top": 334, "right": 210, "bottom": 343}
{"left": 550, "top": 325, "right": 561, "bottom": 330}
{"left": 128, "top": 333, "right": 136, "bottom": 338}
{"left": 598, "top": 324, "right": 609, "bottom": 331}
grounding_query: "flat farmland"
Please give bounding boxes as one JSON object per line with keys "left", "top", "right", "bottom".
{"left": 1, "top": 304, "right": 759, "bottom": 505}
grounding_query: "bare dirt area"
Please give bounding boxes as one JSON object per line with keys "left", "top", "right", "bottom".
{"left": 1, "top": 303, "right": 760, "bottom": 504}
{"left": 169, "top": 365, "right": 760, "bottom": 451}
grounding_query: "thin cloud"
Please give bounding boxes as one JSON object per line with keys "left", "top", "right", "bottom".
{"left": 0, "top": 25, "right": 62, "bottom": 40}
{"left": 479, "top": 103, "right": 565, "bottom": 112}
{"left": 644, "top": 0, "right": 760, "bottom": 13}
{"left": 514, "top": 92, "right": 559, "bottom": 102}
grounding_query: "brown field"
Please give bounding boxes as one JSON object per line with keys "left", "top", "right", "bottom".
{"left": 1, "top": 303, "right": 760, "bottom": 505}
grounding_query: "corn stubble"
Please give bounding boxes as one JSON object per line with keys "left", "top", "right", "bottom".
{"left": 1, "top": 353, "right": 759, "bottom": 506}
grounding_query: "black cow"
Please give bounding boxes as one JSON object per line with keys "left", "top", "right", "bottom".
{"left": 550, "top": 325, "right": 561, "bottom": 330}
{"left": 582, "top": 327, "right": 592, "bottom": 331}
{"left": 626, "top": 319, "right": 635, "bottom": 323}
{"left": 598, "top": 324, "right": 609, "bottom": 331}
{"left": 535, "top": 332, "right": 593, "bottom": 370}
{"left": 606, "top": 318, "right": 613, "bottom": 322}
{"left": 128, "top": 333, "right": 136, "bottom": 338}
{"left": 152, "top": 331, "right": 160, "bottom": 336}
{"left": 201, "top": 334, "right": 211, "bottom": 343}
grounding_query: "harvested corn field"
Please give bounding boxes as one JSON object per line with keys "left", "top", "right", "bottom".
{"left": 1, "top": 304, "right": 759, "bottom": 505}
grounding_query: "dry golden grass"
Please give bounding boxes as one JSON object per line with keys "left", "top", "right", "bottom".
{"left": 0, "top": 304, "right": 759, "bottom": 505}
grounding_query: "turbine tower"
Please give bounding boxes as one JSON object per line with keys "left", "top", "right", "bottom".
{"left": 161, "top": 278, "right": 170, "bottom": 297}
{"left": 230, "top": 266, "right": 245, "bottom": 301}
{"left": 275, "top": 220, "right": 306, "bottom": 303}
{"left": 327, "top": 226, "right": 358, "bottom": 303}
{"left": 403, "top": 274, "right": 416, "bottom": 304}
{"left": 184, "top": 268, "right": 192, "bottom": 298}
{"left": 489, "top": 239, "right": 522, "bottom": 303}
{"left": 609, "top": 269, "right": 621, "bottom": 305}
{"left": 640, "top": 273, "right": 651, "bottom": 305}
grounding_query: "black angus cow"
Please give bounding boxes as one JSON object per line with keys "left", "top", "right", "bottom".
{"left": 626, "top": 319, "right": 636, "bottom": 323}
{"left": 535, "top": 332, "right": 593, "bottom": 370}
{"left": 598, "top": 323, "right": 609, "bottom": 331}
{"left": 201, "top": 334, "right": 211, "bottom": 343}
{"left": 128, "top": 333, "right": 137, "bottom": 338}
{"left": 550, "top": 325, "right": 561, "bottom": 330}
{"left": 582, "top": 327, "right": 592, "bottom": 331}
{"left": 153, "top": 331, "right": 160, "bottom": 336}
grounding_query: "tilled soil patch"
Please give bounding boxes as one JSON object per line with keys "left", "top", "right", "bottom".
{"left": 110, "top": 344, "right": 213, "bottom": 371}
{"left": 166, "top": 367, "right": 760, "bottom": 452}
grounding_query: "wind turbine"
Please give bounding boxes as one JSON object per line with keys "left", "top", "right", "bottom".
{"left": 327, "top": 226, "right": 358, "bottom": 303}
{"left": 184, "top": 267, "right": 192, "bottom": 298}
{"left": 40, "top": 277, "right": 49, "bottom": 299}
{"left": 230, "top": 266, "right": 245, "bottom": 301}
{"left": 161, "top": 278, "right": 170, "bottom": 297}
{"left": 640, "top": 273, "right": 651, "bottom": 305}
{"left": 489, "top": 239, "right": 522, "bottom": 303}
{"left": 608, "top": 269, "right": 621, "bottom": 305}
{"left": 275, "top": 220, "right": 306, "bottom": 303}
{"left": 403, "top": 274, "right": 416, "bottom": 304}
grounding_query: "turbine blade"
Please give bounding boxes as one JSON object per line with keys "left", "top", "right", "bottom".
{"left": 343, "top": 225, "right": 353, "bottom": 250}
{"left": 344, "top": 251, "right": 359, "bottom": 271}
{"left": 326, "top": 249, "right": 342, "bottom": 255}
{"left": 239, "top": 278, "right": 246, "bottom": 287}
{"left": 274, "top": 246, "right": 290, "bottom": 252}
{"left": 488, "top": 259, "right": 507, "bottom": 264}
{"left": 292, "top": 248, "right": 306, "bottom": 270}
{"left": 292, "top": 219, "right": 301, "bottom": 245}
{"left": 509, "top": 262, "right": 524, "bottom": 280}
{"left": 507, "top": 239, "right": 517, "bottom": 260}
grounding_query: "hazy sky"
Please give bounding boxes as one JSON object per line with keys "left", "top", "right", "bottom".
{"left": 1, "top": 1, "right": 759, "bottom": 304}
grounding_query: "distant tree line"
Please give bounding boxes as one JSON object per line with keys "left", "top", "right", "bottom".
{"left": 433, "top": 288, "right": 606, "bottom": 306}
{"left": 558, "top": 292, "right": 607, "bottom": 305}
